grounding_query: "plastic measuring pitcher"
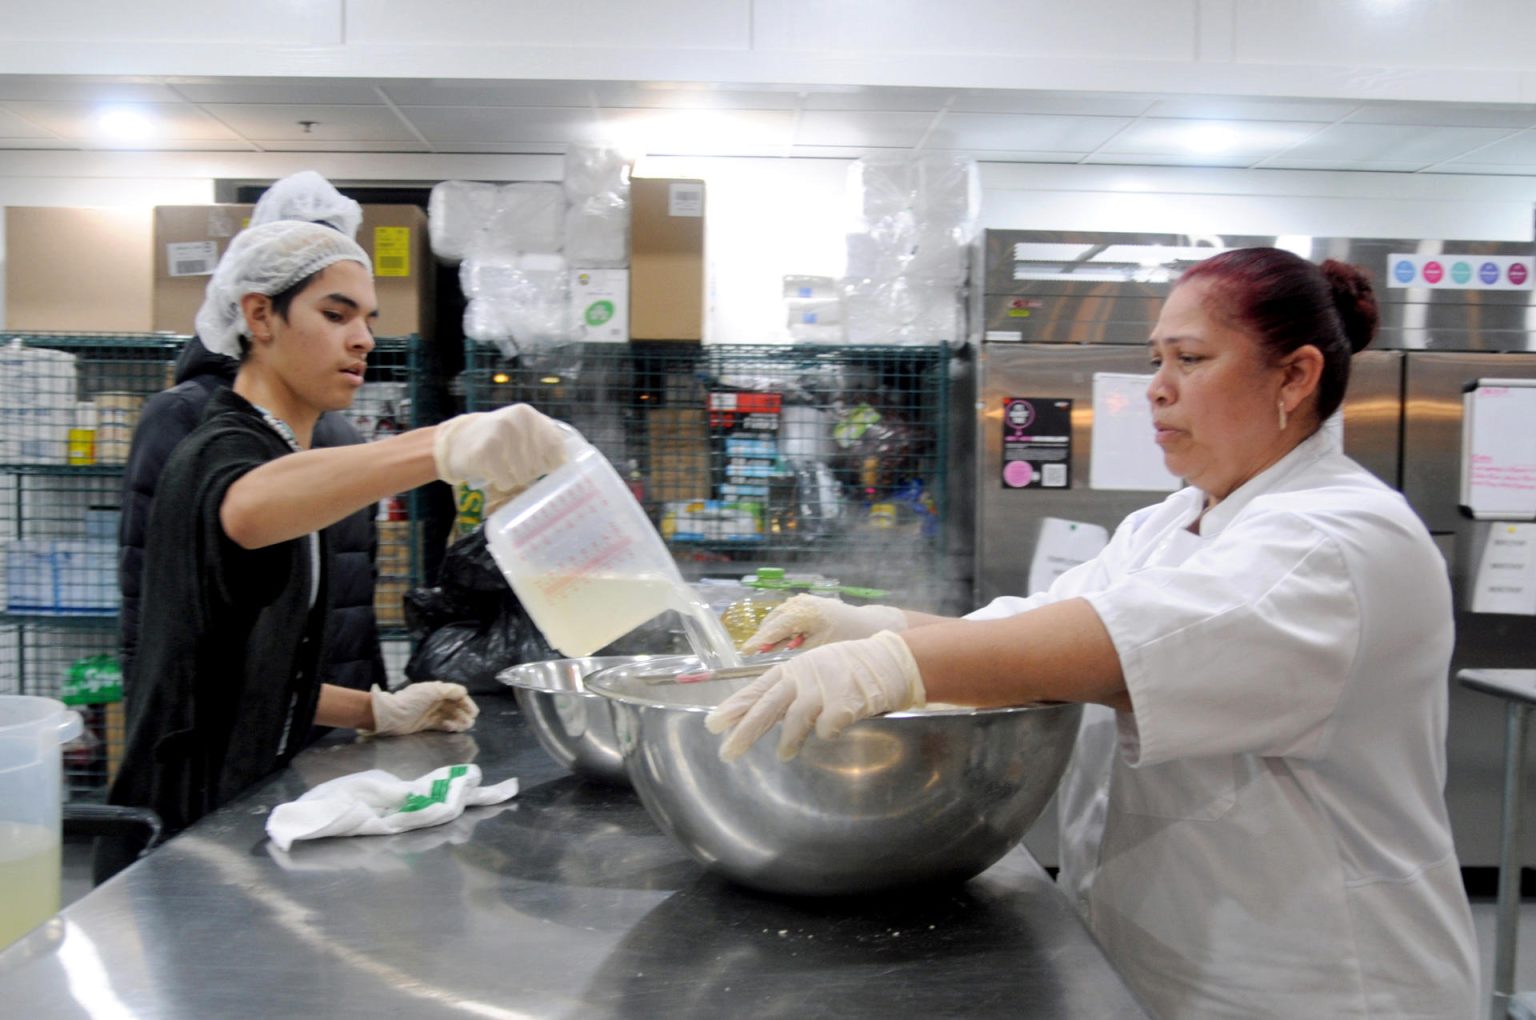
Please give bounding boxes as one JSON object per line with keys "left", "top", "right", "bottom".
{"left": 0, "top": 695, "right": 82, "bottom": 949}
{"left": 485, "top": 432, "right": 739, "bottom": 666}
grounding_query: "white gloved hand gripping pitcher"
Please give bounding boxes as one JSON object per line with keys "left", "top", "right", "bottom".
{"left": 433, "top": 404, "right": 569, "bottom": 510}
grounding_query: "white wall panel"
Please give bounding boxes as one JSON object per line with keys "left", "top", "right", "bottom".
{"left": 347, "top": 0, "right": 751, "bottom": 49}
{"left": 0, "top": 2, "right": 342, "bottom": 45}
{"left": 753, "top": 0, "right": 1197, "bottom": 61}
{"left": 1233, "top": 0, "right": 1536, "bottom": 70}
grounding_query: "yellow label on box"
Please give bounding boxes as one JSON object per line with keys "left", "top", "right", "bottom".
{"left": 373, "top": 226, "right": 411, "bottom": 278}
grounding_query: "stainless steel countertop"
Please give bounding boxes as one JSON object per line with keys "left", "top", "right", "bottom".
{"left": 0, "top": 694, "right": 1149, "bottom": 1018}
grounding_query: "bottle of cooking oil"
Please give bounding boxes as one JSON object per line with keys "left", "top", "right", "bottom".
{"left": 720, "top": 567, "right": 790, "bottom": 647}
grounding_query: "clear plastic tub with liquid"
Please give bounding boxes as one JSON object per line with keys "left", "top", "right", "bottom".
{"left": 484, "top": 432, "right": 741, "bottom": 668}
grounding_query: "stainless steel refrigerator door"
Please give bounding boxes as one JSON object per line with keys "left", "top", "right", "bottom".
{"left": 1403, "top": 351, "right": 1536, "bottom": 867}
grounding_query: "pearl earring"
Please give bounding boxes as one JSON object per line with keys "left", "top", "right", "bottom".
{"left": 1278, "top": 400, "right": 1288, "bottom": 432}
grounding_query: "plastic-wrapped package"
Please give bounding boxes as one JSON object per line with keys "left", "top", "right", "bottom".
{"left": 842, "top": 277, "right": 961, "bottom": 346}
{"left": 847, "top": 154, "right": 980, "bottom": 243}
{"left": 785, "top": 297, "right": 842, "bottom": 327}
{"left": 782, "top": 275, "right": 838, "bottom": 301}
{"left": 563, "top": 145, "right": 631, "bottom": 202}
{"left": 462, "top": 254, "right": 572, "bottom": 357}
{"left": 428, "top": 181, "right": 499, "bottom": 263}
{"left": 479, "top": 182, "right": 565, "bottom": 258}
{"left": 564, "top": 197, "right": 629, "bottom": 267}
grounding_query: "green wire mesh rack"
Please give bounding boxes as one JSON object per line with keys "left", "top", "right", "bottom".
{"left": 460, "top": 340, "right": 950, "bottom": 601}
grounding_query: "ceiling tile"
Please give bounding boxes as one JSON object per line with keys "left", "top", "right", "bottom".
{"left": 3, "top": 100, "right": 241, "bottom": 141}
{"left": 1436, "top": 129, "right": 1536, "bottom": 166}
{"left": 0, "top": 75, "right": 181, "bottom": 104}
{"left": 380, "top": 79, "right": 598, "bottom": 108}
{"left": 929, "top": 113, "right": 1132, "bottom": 152}
{"left": 799, "top": 86, "right": 955, "bottom": 112}
{"left": 1261, "top": 158, "right": 1439, "bottom": 173}
{"left": 401, "top": 105, "right": 606, "bottom": 145}
{"left": 1093, "top": 118, "right": 1327, "bottom": 163}
{"left": 600, "top": 108, "right": 796, "bottom": 153}
{"left": 944, "top": 148, "right": 1089, "bottom": 164}
{"left": 0, "top": 106, "right": 56, "bottom": 139}
{"left": 202, "top": 104, "right": 416, "bottom": 142}
{"left": 795, "top": 110, "right": 934, "bottom": 148}
{"left": 950, "top": 90, "right": 1154, "bottom": 117}
{"left": 1278, "top": 123, "right": 1519, "bottom": 164}
{"left": 1145, "top": 96, "right": 1359, "bottom": 122}
{"left": 168, "top": 77, "right": 387, "bottom": 106}
{"left": 249, "top": 139, "right": 433, "bottom": 153}
{"left": 1344, "top": 101, "right": 1536, "bottom": 129}
{"left": 1082, "top": 151, "right": 1274, "bottom": 169}
{"left": 592, "top": 82, "right": 801, "bottom": 111}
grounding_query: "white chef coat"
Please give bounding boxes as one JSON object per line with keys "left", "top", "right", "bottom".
{"left": 969, "top": 428, "right": 1478, "bottom": 1019}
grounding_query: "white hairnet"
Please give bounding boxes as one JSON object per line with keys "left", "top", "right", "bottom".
{"left": 195, "top": 221, "right": 372, "bottom": 358}
{"left": 250, "top": 170, "right": 363, "bottom": 240}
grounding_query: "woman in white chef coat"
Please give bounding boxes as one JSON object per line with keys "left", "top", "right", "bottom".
{"left": 708, "top": 247, "right": 1480, "bottom": 1019}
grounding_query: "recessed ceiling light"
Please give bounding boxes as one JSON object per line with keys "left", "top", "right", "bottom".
{"left": 94, "top": 106, "right": 157, "bottom": 141}
{"left": 1183, "top": 124, "right": 1239, "bottom": 154}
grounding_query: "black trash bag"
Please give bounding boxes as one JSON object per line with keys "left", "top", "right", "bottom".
{"left": 403, "top": 529, "right": 557, "bottom": 694}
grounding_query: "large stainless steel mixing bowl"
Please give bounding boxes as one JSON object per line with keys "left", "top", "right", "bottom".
{"left": 585, "top": 656, "right": 1083, "bottom": 896}
{"left": 496, "top": 655, "right": 668, "bottom": 786}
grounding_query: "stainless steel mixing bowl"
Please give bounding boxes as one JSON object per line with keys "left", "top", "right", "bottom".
{"left": 496, "top": 655, "right": 669, "bottom": 786}
{"left": 585, "top": 655, "right": 1083, "bottom": 896}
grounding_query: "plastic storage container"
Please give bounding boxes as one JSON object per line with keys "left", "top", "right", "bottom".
{"left": 0, "top": 695, "right": 82, "bottom": 949}
{"left": 484, "top": 432, "right": 739, "bottom": 666}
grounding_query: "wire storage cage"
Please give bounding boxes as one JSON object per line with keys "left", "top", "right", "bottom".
{"left": 460, "top": 340, "right": 951, "bottom": 606}
{"left": 0, "top": 333, "right": 183, "bottom": 800}
{"left": 339, "top": 335, "right": 423, "bottom": 641}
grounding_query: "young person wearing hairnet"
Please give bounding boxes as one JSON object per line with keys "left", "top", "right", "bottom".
{"left": 97, "top": 221, "right": 568, "bottom": 881}
{"left": 709, "top": 249, "right": 1479, "bottom": 1018}
{"left": 119, "top": 171, "right": 383, "bottom": 704}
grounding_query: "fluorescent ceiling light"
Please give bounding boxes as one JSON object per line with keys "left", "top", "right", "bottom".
{"left": 94, "top": 106, "right": 157, "bottom": 141}
{"left": 1183, "top": 124, "right": 1239, "bottom": 154}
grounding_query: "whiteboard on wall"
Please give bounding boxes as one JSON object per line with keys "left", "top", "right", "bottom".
{"left": 1461, "top": 379, "right": 1536, "bottom": 520}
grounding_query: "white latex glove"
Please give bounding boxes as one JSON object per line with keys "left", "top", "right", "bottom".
{"left": 433, "top": 404, "right": 568, "bottom": 506}
{"left": 705, "top": 630, "right": 925, "bottom": 762}
{"left": 363, "top": 682, "right": 480, "bottom": 737}
{"left": 740, "top": 594, "right": 907, "bottom": 653}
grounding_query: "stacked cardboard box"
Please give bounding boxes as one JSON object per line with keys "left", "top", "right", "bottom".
{"left": 629, "top": 178, "right": 705, "bottom": 341}
{"left": 4, "top": 207, "right": 154, "bottom": 332}
{"left": 152, "top": 204, "right": 435, "bottom": 339}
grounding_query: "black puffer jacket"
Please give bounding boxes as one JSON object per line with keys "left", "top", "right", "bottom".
{"left": 117, "top": 336, "right": 386, "bottom": 693}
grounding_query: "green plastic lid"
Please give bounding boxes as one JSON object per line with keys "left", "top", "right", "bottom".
{"left": 755, "top": 567, "right": 785, "bottom": 581}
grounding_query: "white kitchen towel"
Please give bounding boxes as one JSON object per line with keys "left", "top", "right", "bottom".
{"left": 266, "top": 764, "right": 520, "bottom": 852}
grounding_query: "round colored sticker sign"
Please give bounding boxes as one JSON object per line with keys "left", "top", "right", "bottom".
{"left": 1510, "top": 262, "right": 1529, "bottom": 286}
{"left": 1422, "top": 261, "right": 1444, "bottom": 284}
{"left": 1003, "top": 461, "right": 1035, "bottom": 488}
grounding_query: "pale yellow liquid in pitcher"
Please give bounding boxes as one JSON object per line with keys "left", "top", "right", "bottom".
{"left": 0, "top": 822, "right": 60, "bottom": 948}
{"left": 518, "top": 573, "right": 742, "bottom": 668}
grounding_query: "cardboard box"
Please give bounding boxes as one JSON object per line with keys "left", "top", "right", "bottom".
{"left": 151, "top": 204, "right": 253, "bottom": 334}
{"left": 152, "top": 203, "right": 435, "bottom": 340}
{"left": 629, "top": 178, "right": 704, "bottom": 341}
{"left": 4, "top": 207, "right": 153, "bottom": 332}
{"left": 647, "top": 407, "right": 712, "bottom": 504}
{"left": 375, "top": 578, "right": 410, "bottom": 629}
{"left": 358, "top": 204, "right": 435, "bottom": 341}
{"left": 570, "top": 268, "right": 629, "bottom": 343}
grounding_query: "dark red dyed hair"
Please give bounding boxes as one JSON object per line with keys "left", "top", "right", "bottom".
{"left": 1178, "top": 247, "right": 1378, "bottom": 423}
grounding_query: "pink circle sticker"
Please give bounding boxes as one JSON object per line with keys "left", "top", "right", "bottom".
{"left": 1004, "top": 461, "right": 1034, "bottom": 488}
{"left": 1422, "top": 261, "right": 1444, "bottom": 284}
{"left": 1510, "top": 262, "right": 1529, "bottom": 285}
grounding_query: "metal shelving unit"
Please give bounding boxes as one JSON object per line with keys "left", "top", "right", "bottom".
{"left": 0, "top": 332, "right": 182, "bottom": 798}
{"left": 0, "top": 331, "right": 431, "bottom": 798}
{"left": 461, "top": 340, "right": 950, "bottom": 601}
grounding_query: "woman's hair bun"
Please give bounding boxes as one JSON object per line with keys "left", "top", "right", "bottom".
{"left": 1319, "top": 258, "right": 1379, "bottom": 354}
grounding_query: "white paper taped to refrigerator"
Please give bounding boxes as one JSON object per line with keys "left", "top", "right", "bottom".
{"left": 1028, "top": 518, "right": 1109, "bottom": 596}
{"left": 1471, "top": 522, "right": 1536, "bottom": 616}
{"left": 1089, "top": 373, "right": 1181, "bottom": 492}
{"left": 1460, "top": 379, "right": 1536, "bottom": 520}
